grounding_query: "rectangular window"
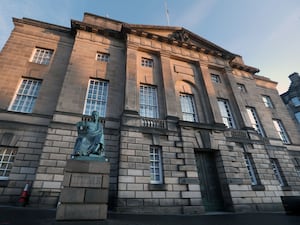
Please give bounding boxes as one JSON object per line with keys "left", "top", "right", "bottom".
{"left": 30, "top": 47, "right": 53, "bottom": 65}
{"left": 149, "top": 146, "right": 163, "bottom": 184}
{"left": 180, "top": 93, "right": 198, "bottom": 122}
{"left": 0, "top": 147, "right": 17, "bottom": 180}
{"left": 9, "top": 78, "right": 42, "bottom": 113}
{"left": 270, "top": 158, "right": 287, "bottom": 186}
{"left": 295, "top": 158, "right": 300, "bottom": 177}
{"left": 237, "top": 83, "right": 247, "bottom": 93}
{"left": 244, "top": 153, "right": 258, "bottom": 185}
{"left": 246, "top": 107, "right": 265, "bottom": 136}
{"left": 211, "top": 74, "right": 221, "bottom": 83}
{"left": 272, "top": 119, "right": 290, "bottom": 144}
{"left": 291, "top": 97, "right": 300, "bottom": 107}
{"left": 262, "top": 95, "right": 274, "bottom": 108}
{"left": 217, "top": 99, "right": 235, "bottom": 128}
{"left": 141, "top": 57, "right": 153, "bottom": 68}
{"left": 295, "top": 112, "right": 300, "bottom": 123}
{"left": 139, "top": 84, "right": 158, "bottom": 118}
{"left": 96, "top": 52, "right": 109, "bottom": 62}
{"left": 84, "top": 79, "right": 108, "bottom": 117}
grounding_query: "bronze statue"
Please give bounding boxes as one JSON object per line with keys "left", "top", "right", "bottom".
{"left": 72, "top": 111, "right": 106, "bottom": 161}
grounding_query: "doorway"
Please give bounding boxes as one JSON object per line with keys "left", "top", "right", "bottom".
{"left": 194, "top": 150, "right": 225, "bottom": 211}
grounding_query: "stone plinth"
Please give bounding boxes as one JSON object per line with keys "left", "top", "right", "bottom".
{"left": 56, "top": 159, "right": 110, "bottom": 220}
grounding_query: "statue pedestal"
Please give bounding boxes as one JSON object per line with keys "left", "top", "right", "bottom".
{"left": 56, "top": 159, "right": 110, "bottom": 221}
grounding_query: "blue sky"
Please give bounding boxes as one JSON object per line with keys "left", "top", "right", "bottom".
{"left": 1, "top": 0, "right": 299, "bottom": 94}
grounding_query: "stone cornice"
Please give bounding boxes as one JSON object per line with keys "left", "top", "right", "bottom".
{"left": 70, "top": 14, "right": 260, "bottom": 73}
{"left": 71, "top": 19, "right": 123, "bottom": 39}
{"left": 230, "top": 61, "right": 260, "bottom": 74}
{"left": 252, "top": 74, "right": 278, "bottom": 85}
{"left": 122, "top": 25, "right": 236, "bottom": 60}
{"left": 13, "top": 17, "right": 70, "bottom": 33}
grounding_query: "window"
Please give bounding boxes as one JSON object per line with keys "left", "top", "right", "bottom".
{"left": 296, "top": 167, "right": 300, "bottom": 177}
{"left": 9, "top": 78, "right": 41, "bottom": 113}
{"left": 295, "top": 158, "right": 300, "bottom": 177}
{"left": 270, "top": 158, "right": 287, "bottom": 186}
{"left": 84, "top": 79, "right": 108, "bottom": 116}
{"left": 96, "top": 52, "right": 109, "bottom": 62}
{"left": 262, "top": 95, "right": 274, "bottom": 108}
{"left": 244, "top": 153, "right": 258, "bottom": 185}
{"left": 30, "top": 47, "right": 53, "bottom": 65}
{"left": 246, "top": 107, "right": 265, "bottom": 136}
{"left": 217, "top": 99, "right": 235, "bottom": 128}
{"left": 139, "top": 84, "right": 158, "bottom": 118}
{"left": 295, "top": 112, "right": 300, "bottom": 123}
{"left": 237, "top": 83, "right": 247, "bottom": 93}
{"left": 272, "top": 119, "right": 290, "bottom": 144}
{"left": 0, "top": 147, "right": 17, "bottom": 180}
{"left": 211, "top": 74, "right": 221, "bottom": 83}
{"left": 149, "top": 146, "right": 163, "bottom": 184}
{"left": 141, "top": 57, "right": 153, "bottom": 68}
{"left": 180, "top": 93, "right": 198, "bottom": 122}
{"left": 291, "top": 97, "right": 300, "bottom": 107}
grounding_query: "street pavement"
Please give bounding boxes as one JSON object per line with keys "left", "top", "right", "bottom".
{"left": 0, "top": 205, "right": 299, "bottom": 225}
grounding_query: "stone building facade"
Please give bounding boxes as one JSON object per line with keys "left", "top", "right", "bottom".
{"left": 281, "top": 72, "right": 300, "bottom": 177}
{"left": 0, "top": 13, "right": 300, "bottom": 214}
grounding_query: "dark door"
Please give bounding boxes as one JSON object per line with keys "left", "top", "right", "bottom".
{"left": 195, "top": 151, "right": 224, "bottom": 211}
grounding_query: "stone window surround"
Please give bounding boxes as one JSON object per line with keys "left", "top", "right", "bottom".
{"left": 262, "top": 95, "right": 274, "bottom": 108}
{"left": 8, "top": 78, "right": 42, "bottom": 113}
{"left": 0, "top": 147, "right": 17, "bottom": 181}
{"left": 83, "top": 78, "right": 109, "bottom": 117}
{"left": 96, "top": 52, "right": 110, "bottom": 62}
{"left": 272, "top": 119, "right": 290, "bottom": 144}
{"left": 30, "top": 47, "right": 54, "bottom": 65}
{"left": 179, "top": 93, "right": 198, "bottom": 122}
{"left": 246, "top": 107, "right": 265, "bottom": 137}
{"left": 217, "top": 98, "right": 236, "bottom": 128}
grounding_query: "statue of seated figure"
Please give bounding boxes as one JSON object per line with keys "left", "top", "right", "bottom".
{"left": 72, "top": 111, "right": 105, "bottom": 160}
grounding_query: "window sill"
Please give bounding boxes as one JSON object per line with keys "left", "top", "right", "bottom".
{"left": 251, "top": 184, "right": 265, "bottom": 191}
{"left": 0, "top": 179, "right": 9, "bottom": 187}
{"left": 281, "top": 186, "right": 292, "bottom": 191}
{"left": 148, "top": 184, "right": 167, "bottom": 191}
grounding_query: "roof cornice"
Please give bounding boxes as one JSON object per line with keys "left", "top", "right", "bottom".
{"left": 230, "top": 61, "right": 260, "bottom": 73}
{"left": 71, "top": 19, "right": 123, "bottom": 38}
{"left": 13, "top": 17, "right": 70, "bottom": 33}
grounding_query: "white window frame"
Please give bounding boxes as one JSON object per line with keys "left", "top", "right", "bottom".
{"left": 139, "top": 84, "right": 158, "bottom": 118}
{"left": 96, "top": 52, "right": 109, "bottom": 62}
{"left": 141, "top": 57, "right": 153, "bottom": 68}
{"left": 9, "top": 78, "right": 42, "bottom": 113}
{"left": 244, "top": 153, "right": 258, "bottom": 185}
{"left": 30, "top": 47, "right": 53, "bottom": 65}
{"left": 211, "top": 74, "right": 221, "bottom": 83}
{"left": 262, "top": 95, "right": 274, "bottom": 108}
{"left": 0, "top": 147, "right": 17, "bottom": 180}
{"left": 180, "top": 93, "right": 198, "bottom": 122}
{"left": 149, "top": 146, "right": 163, "bottom": 184}
{"left": 272, "top": 119, "right": 290, "bottom": 144}
{"left": 83, "top": 79, "right": 109, "bottom": 117}
{"left": 270, "top": 158, "right": 286, "bottom": 186}
{"left": 217, "top": 99, "right": 235, "bottom": 128}
{"left": 291, "top": 97, "right": 300, "bottom": 107}
{"left": 246, "top": 107, "right": 265, "bottom": 136}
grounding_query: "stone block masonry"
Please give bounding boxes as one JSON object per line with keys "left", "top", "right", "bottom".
{"left": 56, "top": 160, "right": 110, "bottom": 220}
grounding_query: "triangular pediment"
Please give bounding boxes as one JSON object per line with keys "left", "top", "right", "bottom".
{"left": 73, "top": 13, "right": 259, "bottom": 73}
{"left": 125, "top": 24, "right": 234, "bottom": 57}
